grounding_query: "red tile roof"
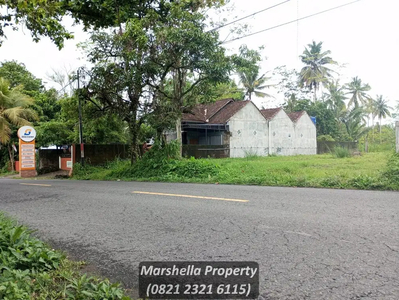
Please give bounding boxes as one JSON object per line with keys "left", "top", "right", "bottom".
{"left": 210, "top": 101, "right": 250, "bottom": 124}
{"left": 260, "top": 107, "right": 282, "bottom": 120}
{"left": 182, "top": 98, "right": 233, "bottom": 122}
{"left": 287, "top": 111, "right": 305, "bottom": 123}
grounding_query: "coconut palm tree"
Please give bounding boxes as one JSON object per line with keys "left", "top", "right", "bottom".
{"left": 373, "top": 95, "right": 392, "bottom": 142}
{"left": 299, "top": 41, "right": 337, "bottom": 101}
{"left": 323, "top": 80, "right": 346, "bottom": 121}
{"left": 0, "top": 77, "right": 38, "bottom": 170}
{"left": 345, "top": 76, "right": 371, "bottom": 108}
{"left": 238, "top": 69, "right": 273, "bottom": 101}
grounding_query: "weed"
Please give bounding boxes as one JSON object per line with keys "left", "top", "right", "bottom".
{"left": 333, "top": 147, "right": 351, "bottom": 158}
{"left": 0, "top": 213, "right": 131, "bottom": 299}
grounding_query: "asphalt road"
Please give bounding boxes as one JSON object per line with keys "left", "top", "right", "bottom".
{"left": 0, "top": 178, "right": 398, "bottom": 299}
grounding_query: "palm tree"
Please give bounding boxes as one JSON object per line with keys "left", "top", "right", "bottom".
{"left": 345, "top": 76, "right": 371, "bottom": 108}
{"left": 0, "top": 77, "right": 37, "bottom": 170}
{"left": 299, "top": 41, "right": 337, "bottom": 101}
{"left": 373, "top": 95, "right": 392, "bottom": 142}
{"left": 323, "top": 80, "right": 346, "bottom": 121}
{"left": 238, "top": 69, "right": 273, "bottom": 101}
{"left": 340, "top": 107, "right": 369, "bottom": 142}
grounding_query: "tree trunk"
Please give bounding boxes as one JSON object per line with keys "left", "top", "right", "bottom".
{"left": 8, "top": 144, "right": 15, "bottom": 172}
{"left": 313, "top": 86, "right": 317, "bottom": 102}
{"left": 176, "top": 118, "right": 182, "bottom": 157}
{"left": 379, "top": 117, "right": 382, "bottom": 144}
{"left": 365, "top": 134, "right": 368, "bottom": 153}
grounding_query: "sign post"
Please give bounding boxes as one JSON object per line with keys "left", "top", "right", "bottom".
{"left": 17, "top": 126, "right": 37, "bottom": 178}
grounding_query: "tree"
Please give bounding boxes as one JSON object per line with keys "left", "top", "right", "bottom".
{"left": 299, "top": 41, "right": 337, "bottom": 101}
{"left": 290, "top": 99, "right": 340, "bottom": 139}
{"left": 238, "top": 69, "right": 273, "bottom": 100}
{"left": 340, "top": 107, "right": 369, "bottom": 141}
{"left": 273, "top": 65, "right": 311, "bottom": 102}
{"left": 232, "top": 45, "right": 273, "bottom": 101}
{"left": 373, "top": 95, "right": 392, "bottom": 141}
{"left": 323, "top": 80, "right": 346, "bottom": 121}
{"left": 0, "top": 61, "right": 43, "bottom": 93}
{"left": 1, "top": 0, "right": 225, "bottom": 48}
{"left": 0, "top": 77, "right": 38, "bottom": 170}
{"left": 345, "top": 76, "right": 371, "bottom": 108}
{"left": 80, "top": 1, "right": 231, "bottom": 163}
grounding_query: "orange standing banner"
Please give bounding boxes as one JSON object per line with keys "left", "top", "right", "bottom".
{"left": 17, "top": 126, "right": 37, "bottom": 177}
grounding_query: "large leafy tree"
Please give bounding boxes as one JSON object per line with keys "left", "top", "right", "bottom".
{"left": 0, "top": 77, "right": 38, "bottom": 170}
{"left": 345, "top": 76, "right": 371, "bottom": 108}
{"left": 299, "top": 41, "right": 337, "bottom": 101}
{"left": 1, "top": 0, "right": 225, "bottom": 48}
{"left": 80, "top": 1, "right": 231, "bottom": 163}
{"left": 0, "top": 61, "right": 43, "bottom": 93}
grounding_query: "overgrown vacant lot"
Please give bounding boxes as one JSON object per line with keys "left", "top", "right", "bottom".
{"left": 73, "top": 152, "right": 398, "bottom": 190}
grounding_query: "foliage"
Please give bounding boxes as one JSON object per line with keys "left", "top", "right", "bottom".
{"left": 299, "top": 41, "right": 337, "bottom": 101}
{"left": 80, "top": 1, "right": 231, "bottom": 162}
{"left": 317, "top": 135, "right": 335, "bottom": 142}
{"left": 0, "top": 77, "right": 38, "bottom": 144}
{"left": 73, "top": 148, "right": 220, "bottom": 181}
{"left": 210, "top": 81, "right": 245, "bottom": 100}
{"left": 232, "top": 45, "right": 273, "bottom": 101}
{"left": 333, "top": 147, "right": 351, "bottom": 158}
{"left": 345, "top": 76, "right": 371, "bottom": 108}
{"left": 358, "top": 125, "right": 395, "bottom": 152}
{"left": 273, "top": 66, "right": 311, "bottom": 102}
{"left": 291, "top": 99, "right": 340, "bottom": 139}
{"left": 0, "top": 61, "right": 43, "bottom": 93}
{"left": 72, "top": 152, "right": 398, "bottom": 190}
{"left": 0, "top": 213, "right": 131, "bottom": 299}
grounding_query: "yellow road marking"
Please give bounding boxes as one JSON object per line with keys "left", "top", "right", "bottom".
{"left": 20, "top": 183, "right": 52, "bottom": 187}
{"left": 132, "top": 191, "right": 249, "bottom": 203}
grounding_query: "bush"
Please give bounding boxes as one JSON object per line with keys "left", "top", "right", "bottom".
{"left": 317, "top": 135, "right": 335, "bottom": 142}
{"left": 382, "top": 152, "right": 399, "bottom": 184}
{"left": 0, "top": 213, "right": 130, "bottom": 300}
{"left": 333, "top": 147, "right": 351, "bottom": 158}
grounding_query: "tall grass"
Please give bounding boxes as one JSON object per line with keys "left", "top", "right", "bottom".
{"left": 71, "top": 151, "right": 397, "bottom": 190}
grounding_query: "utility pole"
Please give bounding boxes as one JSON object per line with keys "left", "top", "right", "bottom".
{"left": 77, "top": 68, "right": 85, "bottom": 166}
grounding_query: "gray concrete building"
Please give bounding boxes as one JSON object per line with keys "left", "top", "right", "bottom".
{"left": 181, "top": 98, "right": 317, "bottom": 158}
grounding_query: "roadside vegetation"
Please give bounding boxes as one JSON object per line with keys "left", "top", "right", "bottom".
{"left": 0, "top": 213, "right": 131, "bottom": 300}
{"left": 72, "top": 142, "right": 399, "bottom": 191}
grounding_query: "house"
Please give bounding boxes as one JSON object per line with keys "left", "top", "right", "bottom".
{"left": 261, "top": 107, "right": 295, "bottom": 156}
{"left": 180, "top": 98, "right": 316, "bottom": 158}
{"left": 288, "top": 111, "right": 317, "bottom": 155}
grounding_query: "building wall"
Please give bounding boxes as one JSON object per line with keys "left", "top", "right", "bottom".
{"left": 228, "top": 103, "right": 269, "bottom": 158}
{"left": 293, "top": 112, "right": 317, "bottom": 155}
{"left": 269, "top": 110, "right": 295, "bottom": 156}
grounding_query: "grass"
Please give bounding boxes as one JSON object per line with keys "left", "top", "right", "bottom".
{"left": 0, "top": 212, "right": 131, "bottom": 300}
{"left": 72, "top": 151, "right": 399, "bottom": 191}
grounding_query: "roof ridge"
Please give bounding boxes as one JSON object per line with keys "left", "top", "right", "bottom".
{"left": 206, "top": 98, "right": 234, "bottom": 122}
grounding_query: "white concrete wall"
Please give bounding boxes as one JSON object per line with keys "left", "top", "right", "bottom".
{"left": 228, "top": 103, "right": 269, "bottom": 158}
{"left": 269, "top": 110, "right": 295, "bottom": 155}
{"left": 293, "top": 112, "right": 317, "bottom": 155}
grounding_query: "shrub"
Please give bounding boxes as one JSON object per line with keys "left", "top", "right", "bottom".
{"left": 0, "top": 213, "right": 130, "bottom": 299}
{"left": 333, "top": 147, "right": 351, "bottom": 158}
{"left": 317, "top": 135, "right": 335, "bottom": 142}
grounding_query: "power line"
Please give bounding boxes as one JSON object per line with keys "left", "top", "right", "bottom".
{"left": 221, "top": 0, "right": 361, "bottom": 44}
{"left": 209, "top": 0, "right": 291, "bottom": 32}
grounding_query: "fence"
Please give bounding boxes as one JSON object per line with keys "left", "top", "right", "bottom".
{"left": 317, "top": 141, "right": 358, "bottom": 154}
{"left": 182, "top": 145, "right": 230, "bottom": 158}
{"left": 75, "top": 144, "right": 130, "bottom": 165}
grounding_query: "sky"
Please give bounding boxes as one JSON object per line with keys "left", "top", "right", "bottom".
{"left": 1, "top": 0, "right": 398, "bottom": 122}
